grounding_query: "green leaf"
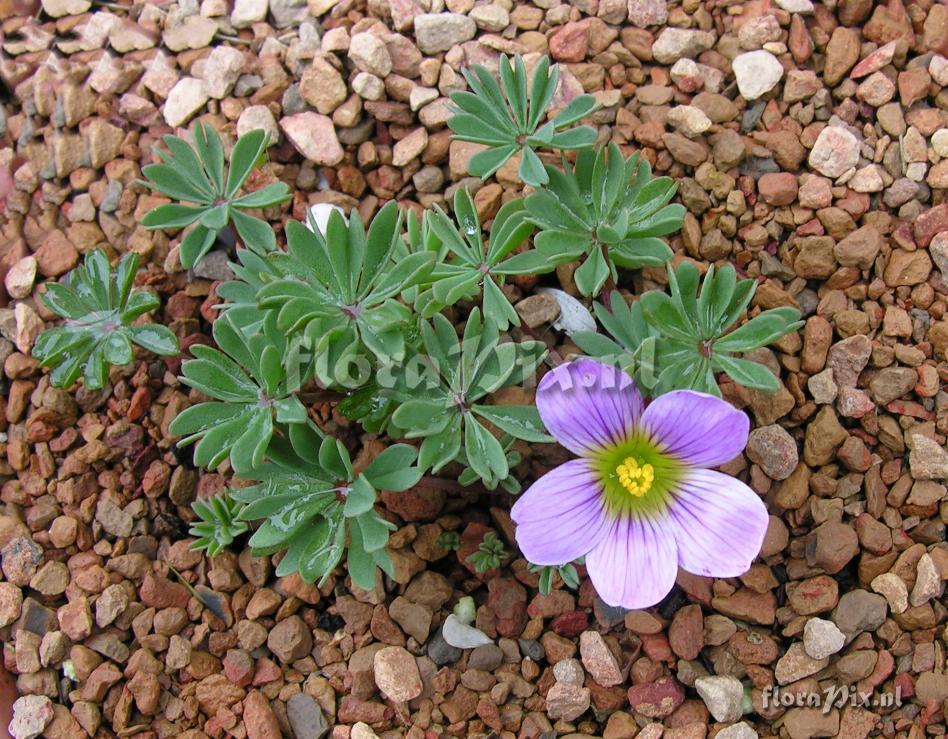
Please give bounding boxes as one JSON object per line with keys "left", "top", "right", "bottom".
{"left": 226, "top": 129, "right": 267, "bottom": 198}
{"left": 519, "top": 146, "right": 548, "bottom": 186}
{"left": 127, "top": 325, "right": 179, "bottom": 356}
{"left": 574, "top": 246, "right": 611, "bottom": 297}
{"left": 356, "top": 512, "right": 393, "bottom": 553}
{"left": 141, "top": 163, "right": 211, "bottom": 204}
{"left": 467, "top": 144, "right": 517, "bottom": 180}
{"left": 552, "top": 95, "right": 597, "bottom": 128}
{"left": 714, "top": 308, "right": 802, "bottom": 353}
{"left": 471, "top": 404, "right": 552, "bottom": 442}
{"left": 549, "top": 127, "right": 597, "bottom": 149}
{"left": 715, "top": 354, "right": 780, "bottom": 393}
{"left": 231, "top": 210, "right": 277, "bottom": 254}
{"left": 194, "top": 123, "right": 226, "bottom": 195}
{"left": 347, "top": 522, "right": 379, "bottom": 591}
{"left": 232, "top": 182, "right": 291, "bottom": 208}
{"left": 142, "top": 203, "right": 207, "bottom": 230}
{"left": 180, "top": 225, "right": 218, "bottom": 269}
{"left": 344, "top": 476, "right": 377, "bottom": 517}
{"left": 464, "top": 416, "right": 508, "bottom": 484}
{"left": 363, "top": 444, "right": 421, "bottom": 491}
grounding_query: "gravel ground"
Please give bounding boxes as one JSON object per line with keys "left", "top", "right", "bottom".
{"left": 0, "top": 0, "right": 947, "bottom": 737}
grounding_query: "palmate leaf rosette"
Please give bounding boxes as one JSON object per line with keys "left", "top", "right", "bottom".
{"left": 447, "top": 54, "right": 598, "bottom": 186}
{"left": 638, "top": 262, "right": 804, "bottom": 396}
{"left": 169, "top": 311, "right": 313, "bottom": 474}
{"left": 573, "top": 291, "right": 661, "bottom": 394}
{"left": 391, "top": 309, "right": 551, "bottom": 491}
{"left": 419, "top": 188, "right": 549, "bottom": 330}
{"left": 189, "top": 494, "right": 249, "bottom": 556}
{"left": 256, "top": 202, "right": 435, "bottom": 388}
{"left": 140, "top": 123, "right": 291, "bottom": 268}
{"left": 231, "top": 423, "right": 423, "bottom": 589}
{"left": 524, "top": 142, "right": 685, "bottom": 297}
{"left": 32, "top": 250, "right": 179, "bottom": 389}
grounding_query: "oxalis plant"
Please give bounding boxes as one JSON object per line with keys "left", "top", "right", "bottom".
{"left": 31, "top": 55, "right": 800, "bottom": 602}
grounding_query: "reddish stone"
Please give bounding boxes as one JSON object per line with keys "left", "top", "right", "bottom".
{"left": 850, "top": 41, "right": 897, "bottom": 78}
{"left": 914, "top": 205, "right": 948, "bottom": 247}
{"left": 487, "top": 577, "right": 528, "bottom": 638}
{"left": 380, "top": 487, "right": 445, "bottom": 522}
{"left": 758, "top": 173, "right": 798, "bottom": 206}
{"left": 893, "top": 672, "right": 914, "bottom": 699}
{"left": 243, "top": 690, "right": 281, "bottom": 739}
{"left": 549, "top": 21, "right": 589, "bottom": 63}
{"left": 627, "top": 677, "right": 685, "bottom": 719}
{"left": 640, "top": 633, "right": 674, "bottom": 663}
{"left": 668, "top": 604, "right": 703, "bottom": 660}
{"left": 337, "top": 696, "right": 393, "bottom": 724}
{"left": 139, "top": 572, "right": 191, "bottom": 609}
{"left": 587, "top": 680, "right": 628, "bottom": 712}
{"left": 550, "top": 610, "right": 589, "bottom": 638}
{"left": 252, "top": 657, "right": 283, "bottom": 686}
{"left": 223, "top": 649, "right": 253, "bottom": 687}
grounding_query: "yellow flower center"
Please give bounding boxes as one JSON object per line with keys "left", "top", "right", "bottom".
{"left": 615, "top": 457, "right": 654, "bottom": 498}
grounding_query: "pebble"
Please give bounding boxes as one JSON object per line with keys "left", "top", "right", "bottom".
{"left": 545, "top": 681, "right": 591, "bottom": 721}
{"left": 802, "top": 618, "right": 846, "bottom": 659}
{"left": 832, "top": 590, "right": 888, "bottom": 641}
{"left": 286, "top": 694, "right": 329, "bottom": 739}
{"left": 627, "top": 0, "right": 667, "bottom": 28}
{"left": 774, "top": 0, "right": 812, "bottom": 11}
{"left": 652, "top": 28, "right": 715, "bottom": 64}
{"left": 427, "top": 627, "right": 463, "bottom": 665}
{"left": 732, "top": 50, "right": 784, "bottom": 100}
{"left": 807, "top": 369, "right": 837, "bottom": 404}
{"left": 870, "top": 573, "right": 908, "bottom": 614}
{"left": 8, "top": 695, "right": 54, "bottom": 739}
{"left": 775, "top": 642, "right": 829, "bottom": 685}
{"left": 201, "top": 46, "right": 245, "bottom": 99}
{"left": 716, "top": 724, "right": 759, "bottom": 739}
{"left": 374, "top": 646, "right": 423, "bottom": 703}
{"left": 666, "top": 105, "right": 711, "bottom": 137}
{"left": 231, "top": 0, "right": 269, "bottom": 27}
{"left": 808, "top": 126, "right": 861, "bottom": 178}
{"left": 280, "top": 112, "right": 344, "bottom": 165}
{"left": 441, "top": 613, "right": 493, "bottom": 649}
{"left": 267, "top": 615, "right": 312, "bottom": 662}
{"left": 414, "top": 13, "right": 476, "bottom": 54}
{"left": 746, "top": 425, "right": 798, "bottom": 480}
{"left": 537, "top": 288, "right": 597, "bottom": 335}
{"left": 908, "top": 436, "right": 948, "bottom": 480}
{"left": 348, "top": 33, "right": 392, "bottom": 77}
{"left": 5, "top": 257, "right": 37, "bottom": 300}
{"left": 626, "top": 676, "right": 685, "bottom": 718}
{"left": 163, "top": 77, "right": 209, "bottom": 127}
{"left": 0, "top": 582, "right": 23, "bottom": 627}
{"left": 909, "top": 553, "right": 943, "bottom": 607}
{"left": 694, "top": 675, "right": 743, "bottom": 722}
{"left": 579, "top": 631, "right": 622, "bottom": 687}
{"left": 243, "top": 690, "right": 281, "bottom": 739}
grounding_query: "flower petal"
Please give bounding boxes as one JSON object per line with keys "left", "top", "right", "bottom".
{"left": 511, "top": 459, "right": 609, "bottom": 566}
{"left": 536, "top": 359, "right": 644, "bottom": 456}
{"left": 640, "top": 390, "right": 749, "bottom": 467}
{"left": 667, "top": 468, "right": 769, "bottom": 578}
{"left": 585, "top": 513, "right": 678, "bottom": 609}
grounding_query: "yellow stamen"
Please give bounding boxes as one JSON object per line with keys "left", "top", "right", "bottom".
{"left": 615, "top": 457, "right": 654, "bottom": 497}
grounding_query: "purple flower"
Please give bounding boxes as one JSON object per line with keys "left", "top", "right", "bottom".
{"left": 511, "top": 358, "right": 769, "bottom": 609}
